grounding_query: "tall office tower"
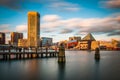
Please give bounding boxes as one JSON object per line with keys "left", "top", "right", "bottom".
{"left": 28, "top": 11, "right": 40, "bottom": 47}
{"left": 0, "top": 32, "right": 5, "bottom": 44}
{"left": 11, "top": 32, "right": 23, "bottom": 46}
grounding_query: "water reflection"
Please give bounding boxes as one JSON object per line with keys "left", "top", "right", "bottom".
{"left": 24, "top": 59, "right": 39, "bottom": 80}
{"left": 0, "top": 51, "right": 120, "bottom": 80}
{"left": 94, "top": 59, "right": 100, "bottom": 80}
{"left": 58, "top": 63, "right": 66, "bottom": 80}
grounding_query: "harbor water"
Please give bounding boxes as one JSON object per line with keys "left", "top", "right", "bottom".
{"left": 0, "top": 51, "right": 120, "bottom": 80}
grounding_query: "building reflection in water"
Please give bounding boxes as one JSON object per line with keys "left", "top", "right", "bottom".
{"left": 58, "top": 63, "right": 66, "bottom": 80}
{"left": 25, "top": 59, "right": 39, "bottom": 80}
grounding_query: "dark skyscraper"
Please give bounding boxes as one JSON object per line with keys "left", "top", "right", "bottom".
{"left": 0, "top": 32, "right": 5, "bottom": 44}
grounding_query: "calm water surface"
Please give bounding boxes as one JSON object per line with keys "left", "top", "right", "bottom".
{"left": 0, "top": 51, "right": 120, "bottom": 80}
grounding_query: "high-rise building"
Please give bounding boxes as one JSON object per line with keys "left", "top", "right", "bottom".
{"left": 28, "top": 11, "right": 40, "bottom": 47}
{"left": 11, "top": 32, "right": 23, "bottom": 46}
{"left": 0, "top": 32, "right": 5, "bottom": 44}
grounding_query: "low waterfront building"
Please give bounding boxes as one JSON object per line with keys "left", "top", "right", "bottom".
{"left": 111, "top": 39, "right": 120, "bottom": 50}
{"left": 69, "top": 36, "right": 81, "bottom": 41}
{"left": 67, "top": 40, "right": 78, "bottom": 49}
{"left": 99, "top": 40, "right": 120, "bottom": 50}
{"left": 99, "top": 41, "right": 113, "bottom": 50}
{"left": 41, "top": 37, "right": 53, "bottom": 47}
{"left": 91, "top": 41, "right": 100, "bottom": 50}
{"left": 79, "top": 33, "right": 96, "bottom": 50}
{"left": 18, "top": 39, "right": 28, "bottom": 47}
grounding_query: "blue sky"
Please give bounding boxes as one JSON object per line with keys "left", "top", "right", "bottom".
{"left": 0, "top": 0, "right": 120, "bottom": 42}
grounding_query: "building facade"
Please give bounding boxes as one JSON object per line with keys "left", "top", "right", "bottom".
{"left": 0, "top": 32, "right": 5, "bottom": 44}
{"left": 41, "top": 37, "right": 53, "bottom": 47}
{"left": 91, "top": 41, "right": 100, "bottom": 50}
{"left": 10, "top": 32, "right": 23, "bottom": 46}
{"left": 69, "top": 36, "right": 81, "bottom": 41}
{"left": 79, "top": 33, "right": 96, "bottom": 50}
{"left": 18, "top": 39, "right": 28, "bottom": 47}
{"left": 28, "top": 11, "right": 40, "bottom": 47}
{"left": 67, "top": 40, "right": 78, "bottom": 49}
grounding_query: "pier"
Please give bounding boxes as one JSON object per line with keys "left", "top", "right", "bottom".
{"left": 0, "top": 48, "right": 59, "bottom": 60}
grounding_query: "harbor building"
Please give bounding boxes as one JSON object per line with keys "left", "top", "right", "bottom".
{"left": 41, "top": 37, "right": 53, "bottom": 47}
{"left": 10, "top": 32, "right": 23, "bottom": 46}
{"left": 77, "top": 33, "right": 96, "bottom": 50}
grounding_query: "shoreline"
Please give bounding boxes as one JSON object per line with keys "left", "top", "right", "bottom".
{"left": 65, "top": 49, "right": 120, "bottom": 51}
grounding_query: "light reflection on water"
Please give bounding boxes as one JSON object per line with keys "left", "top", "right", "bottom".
{"left": 0, "top": 51, "right": 120, "bottom": 80}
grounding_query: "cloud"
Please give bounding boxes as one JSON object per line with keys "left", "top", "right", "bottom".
{"left": 42, "top": 28, "right": 57, "bottom": 33}
{"left": 107, "top": 30, "right": 120, "bottom": 36}
{"left": 41, "top": 14, "right": 120, "bottom": 36}
{"left": 0, "top": 24, "right": 11, "bottom": 33}
{"left": 41, "top": 21, "right": 62, "bottom": 29}
{"left": 0, "top": 24, "right": 9, "bottom": 29}
{"left": 42, "top": 15, "right": 61, "bottom": 22}
{"left": 0, "top": 24, "right": 28, "bottom": 33}
{"left": 64, "top": 7, "right": 80, "bottom": 11}
{"left": 0, "top": 0, "right": 40, "bottom": 10}
{"left": 16, "top": 24, "right": 27, "bottom": 32}
{"left": 41, "top": 15, "right": 62, "bottom": 29}
{"left": 0, "top": 0, "right": 80, "bottom": 11}
{"left": 60, "top": 29, "right": 73, "bottom": 34}
{"left": 47, "top": 1, "right": 80, "bottom": 11}
{"left": 102, "top": 0, "right": 120, "bottom": 9}
{"left": 0, "top": 0, "right": 23, "bottom": 10}
{"left": 75, "top": 32, "right": 89, "bottom": 35}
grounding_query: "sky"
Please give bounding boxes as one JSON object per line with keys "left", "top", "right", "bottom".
{"left": 0, "top": 0, "right": 120, "bottom": 43}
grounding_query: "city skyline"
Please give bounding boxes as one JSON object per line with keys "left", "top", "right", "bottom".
{"left": 0, "top": 0, "right": 120, "bottom": 42}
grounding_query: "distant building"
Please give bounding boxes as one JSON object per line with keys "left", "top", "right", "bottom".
{"left": 111, "top": 39, "right": 120, "bottom": 50}
{"left": 79, "top": 33, "right": 96, "bottom": 50}
{"left": 11, "top": 32, "right": 23, "bottom": 46}
{"left": 41, "top": 37, "right": 53, "bottom": 47}
{"left": 18, "top": 39, "right": 28, "bottom": 47}
{"left": 0, "top": 32, "right": 5, "bottom": 44}
{"left": 28, "top": 11, "right": 40, "bottom": 47}
{"left": 10, "top": 32, "right": 23, "bottom": 46}
{"left": 5, "top": 33, "right": 11, "bottom": 44}
{"left": 91, "top": 41, "right": 100, "bottom": 50}
{"left": 67, "top": 36, "right": 81, "bottom": 49}
{"left": 69, "top": 36, "right": 81, "bottom": 41}
{"left": 67, "top": 40, "right": 78, "bottom": 49}
{"left": 99, "top": 41, "right": 113, "bottom": 50}
{"left": 58, "top": 40, "right": 68, "bottom": 48}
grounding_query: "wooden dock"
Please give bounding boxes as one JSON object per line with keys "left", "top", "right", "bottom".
{"left": 0, "top": 51, "right": 59, "bottom": 60}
